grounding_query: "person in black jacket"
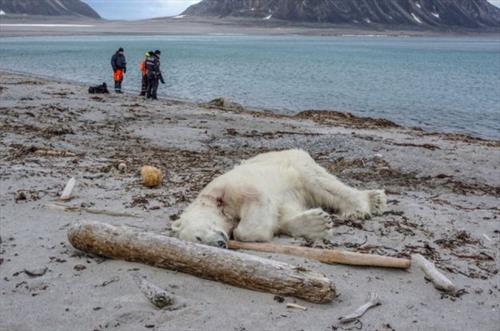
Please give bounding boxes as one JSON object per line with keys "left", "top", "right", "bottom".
{"left": 146, "top": 50, "right": 164, "bottom": 100}
{"left": 111, "top": 47, "right": 127, "bottom": 94}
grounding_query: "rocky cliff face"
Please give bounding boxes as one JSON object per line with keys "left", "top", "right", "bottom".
{"left": 183, "top": 0, "right": 500, "bottom": 28}
{"left": 0, "top": 0, "right": 100, "bottom": 18}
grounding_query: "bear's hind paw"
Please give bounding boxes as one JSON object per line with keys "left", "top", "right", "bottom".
{"left": 296, "top": 209, "right": 333, "bottom": 240}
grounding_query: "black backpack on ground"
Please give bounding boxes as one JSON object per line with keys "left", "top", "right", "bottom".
{"left": 88, "top": 82, "right": 109, "bottom": 94}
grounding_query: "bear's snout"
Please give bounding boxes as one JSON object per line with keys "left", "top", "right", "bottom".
{"left": 217, "top": 240, "right": 227, "bottom": 248}
{"left": 214, "top": 230, "right": 229, "bottom": 248}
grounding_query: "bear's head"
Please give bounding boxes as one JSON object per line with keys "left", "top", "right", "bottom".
{"left": 171, "top": 205, "right": 232, "bottom": 248}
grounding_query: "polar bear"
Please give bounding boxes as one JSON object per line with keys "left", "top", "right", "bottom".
{"left": 172, "top": 149, "right": 386, "bottom": 247}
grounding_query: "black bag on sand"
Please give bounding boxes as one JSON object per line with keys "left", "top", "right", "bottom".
{"left": 88, "top": 82, "right": 109, "bottom": 94}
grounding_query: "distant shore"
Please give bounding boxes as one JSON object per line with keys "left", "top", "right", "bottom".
{"left": 1, "top": 15, "right": 499, "bottom": 38}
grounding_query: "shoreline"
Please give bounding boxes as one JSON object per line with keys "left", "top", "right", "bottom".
{"left": 0, "top": 71, "right": 499, "bottom": 331}
{"left": 2, "top": 69, "right": 498, "bottom": 145}
{"left": 1, "top": 16, "right": 499, "bottom": 38}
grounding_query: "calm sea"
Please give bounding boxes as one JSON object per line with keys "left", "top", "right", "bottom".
{"left": 0, "top": 35, "right": 498, "bottom": 139}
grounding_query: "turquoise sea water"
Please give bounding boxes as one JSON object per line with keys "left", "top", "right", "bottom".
{"left": 0, "top": 35, "right": 499, "bottom": 139}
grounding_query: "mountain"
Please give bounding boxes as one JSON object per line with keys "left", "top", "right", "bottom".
{"left": 0, "top": 0, "right": 100, "bottom": 18}
{"left": 182, "top": 0, "right": 500, "bottom": 29}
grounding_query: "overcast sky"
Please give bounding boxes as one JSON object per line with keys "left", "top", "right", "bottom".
{"left": 83, "top": 0, "right": 202, "bottom": 20}
{"left": 84, "top": 0, "right": 500, "bottom": 20}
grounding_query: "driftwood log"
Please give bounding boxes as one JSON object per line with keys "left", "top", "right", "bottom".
{"left": 67, "top": 221, "right": 336, "bottom": 303}
{"left": 228, "top": 241, "right": 410, "bottom": 269}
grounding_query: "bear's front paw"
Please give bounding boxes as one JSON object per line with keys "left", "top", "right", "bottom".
{"left": 339, "top": 190, "right": 387, "bottom": 220}
{"left": 339, "top": 196, "right": 371, "bottom": 220}
{"left": 367, "top": 189, "right": 387, "bottom": 216}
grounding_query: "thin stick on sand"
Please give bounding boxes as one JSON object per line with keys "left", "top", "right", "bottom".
{"left": 47, "top": 202, "right": 140, "bottom": 218}
{"left": 34, "top": 149, "right": 76, "bottom": 157}
{"left": 228, "top": 241, "right": 410, "bottom": 269}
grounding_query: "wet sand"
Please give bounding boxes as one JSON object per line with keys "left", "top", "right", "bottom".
{"left": 0, "top": 71, "right": 498, "bottom": 331}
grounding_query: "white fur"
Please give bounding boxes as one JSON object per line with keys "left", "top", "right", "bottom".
{"left": 172, "top": 149, "right": 387, "bottom": 246}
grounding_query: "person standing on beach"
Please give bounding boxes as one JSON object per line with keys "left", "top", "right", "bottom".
{"left": 111, "top": 48, "right": 127, "bottom": 94}
{"left": 139, "top": 50, "right": 153, "bottom": 96}
{"left": 145, "top": 50, "right": 164, "bottom": 100}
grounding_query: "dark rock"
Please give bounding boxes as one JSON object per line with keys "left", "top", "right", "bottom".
{"left": 273, "top": 295, "right": 285, "bottom": 303}
{"left": 226, "top": 128, "right": 239, "bottom": 136}
{"left": 73, "top": 264, "right": 86, "bottom": 271}
{"left": 15, "top": 191, "right": 27, "bottom": 202}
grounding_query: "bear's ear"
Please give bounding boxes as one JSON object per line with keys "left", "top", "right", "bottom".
{"left": 170, "top": 219, "right": 183, "bottom": 236}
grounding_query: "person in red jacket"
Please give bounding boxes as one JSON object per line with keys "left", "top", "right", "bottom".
{"left": 111, "top": 47, "right": 127, "bottom": 94}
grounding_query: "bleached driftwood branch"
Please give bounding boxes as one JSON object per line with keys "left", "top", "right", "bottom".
{"left": 68, "top": 221, "right": 336, "bottom": 304}
{"left": 286, "top": 303, "right": 307, "bottom": 311}
{"left": 412, "top": 254, "right": 457, "bottom": 293}
{"left": 339, "top": 292, "right": 381, "bottom": 323}
{"left": 60, "top": 177, "right": 76, "bottom": 201}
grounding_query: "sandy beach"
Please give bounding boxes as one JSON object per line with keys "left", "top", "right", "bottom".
{"left": 0, "top": 71, "right": 499, "bottom": 331}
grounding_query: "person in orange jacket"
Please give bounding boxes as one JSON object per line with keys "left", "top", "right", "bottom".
{"left": 139, "top": 51, "right": 153, "bottom": 96}
{"left": 111, "top": 47, "right": 127, "bottom": 94}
